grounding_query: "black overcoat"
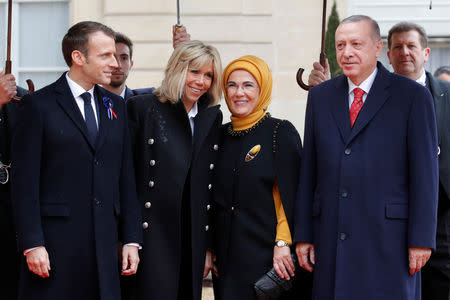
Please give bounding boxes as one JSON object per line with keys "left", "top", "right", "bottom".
{"left": 11, "top": 74, "right": 142, "bottom": 300}
{"left": 0, "top": 86, "right": 26, "bottom": 299}
{"left": 212, "top": 116, "right": 310, "bottom": 299}
{"left": 124, "top": 93, "right": 222, "bottom": 300}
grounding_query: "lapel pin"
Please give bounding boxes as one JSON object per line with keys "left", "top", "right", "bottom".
{"left": 103, "top": 97, "right": 117, "bottom": 120}
{"left": 245, "top": 145, "right": 261, "bottom": 162}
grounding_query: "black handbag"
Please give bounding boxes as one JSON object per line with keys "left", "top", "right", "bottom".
{"left": 254, "top": 253, "right": 300, "bottom": 300}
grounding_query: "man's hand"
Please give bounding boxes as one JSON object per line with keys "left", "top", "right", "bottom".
{"left": 121, "top": 245, "right": 140, "bottom": 276}
{"left": 26, "top": 246, "right": 50, "bottom": 278}
{"left": 273, "top": 245, "right": 295, "bottom": 280}
{"left": 408, "top": 247, "right": 431, "bottom": 275}
{"left": 308, "top": 59, "right": 331, "bottom": 87}
{"left": 203, "top": 249, "right": 218, "bottom": 278}
{"left": 295, "top": 242, "right": 315, "bottom": 272}
{"left": 172, "top": 25, "right": 191, "bottom": 49}
{"left": 0, "top": 72, "right": 17, "bottom": 108}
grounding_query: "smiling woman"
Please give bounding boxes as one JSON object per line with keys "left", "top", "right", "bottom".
{"left": 123, "top": 40, "right": 223, "bottom": 300}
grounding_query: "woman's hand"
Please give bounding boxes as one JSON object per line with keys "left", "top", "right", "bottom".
{"left": 204, "top": 249, "right": 219, "bottom": 278}
{"left": 273, "top": 245, "right": 295, "bottom": 280}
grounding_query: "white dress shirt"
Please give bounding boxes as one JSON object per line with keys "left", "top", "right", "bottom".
{"left": 65, "top": 73, "right": 99, "bottom": 128}
{"left": 187, "top": 102, "right": 198, "bottom": 136}
{"left": 416, "top": 69, "right": 427, "bottom": 87}
{"left": 347, "top": 67, "right": 378, "bottom": 109}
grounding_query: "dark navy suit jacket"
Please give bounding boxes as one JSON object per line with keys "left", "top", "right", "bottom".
{"left": 124, "top": 86, "right": 154, "bottom": 101}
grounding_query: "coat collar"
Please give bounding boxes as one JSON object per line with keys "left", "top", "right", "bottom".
{"left": 54, "top": 72, "right": 112, "bottom": 152}
{"left": 331, "top": 62, "right": 392, "bottom": 145}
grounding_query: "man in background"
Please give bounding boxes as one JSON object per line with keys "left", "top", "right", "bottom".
{"left": 434, "top": 66, "right": 450, "bottom": 82}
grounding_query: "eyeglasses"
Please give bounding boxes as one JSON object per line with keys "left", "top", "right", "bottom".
{"left": 225, "top": 82, "right": 259, "bottom": 92}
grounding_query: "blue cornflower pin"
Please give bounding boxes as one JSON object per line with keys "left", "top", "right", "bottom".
{"left": 102, "top": 97, "right": 117, "bottom": 120}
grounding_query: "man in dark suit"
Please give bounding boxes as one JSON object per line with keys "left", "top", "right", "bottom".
{"left": 386, "top": 22, "right": 450, "bottom": 300}
{"left": 0, "top": 74, "right": 26, "bottom": 299}
{"left": 104, "top": 32, "right": 153, "bottom": 100}
{"left": 295, "top": 15, "right": 438, "bottom": 300}
{"left": 11, "top": 21, "right": 142, "bottom": 300}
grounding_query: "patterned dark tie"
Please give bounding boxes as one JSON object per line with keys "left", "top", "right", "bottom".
{"left": 80, "top": 92, "right": 97, "bottom": 142}
{"left": 350, "top": 87, "right": 365, "bottom": 128}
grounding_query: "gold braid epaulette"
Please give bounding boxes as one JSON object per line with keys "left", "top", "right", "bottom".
{"left": 227, "top": 113, "right": 271, "bottom": 137}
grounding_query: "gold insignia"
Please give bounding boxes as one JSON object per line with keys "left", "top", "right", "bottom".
{"left": 245, "top": 145, "right": 261, "bottom": 162}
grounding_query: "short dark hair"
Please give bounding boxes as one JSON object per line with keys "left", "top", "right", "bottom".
{"left": 388, "top": 22, "right": 428, "bottom": 50}
{"left": 434, "top": 66, "right": 450, "bottom": 78}
{"left": 115, "top": 32, "right": 133, "bottom": 59}
{"left": 62, "top": 21, "right": 116, "bottom": 67}
{"left": 340, "top": 15, "right": 381, "bottom": 41}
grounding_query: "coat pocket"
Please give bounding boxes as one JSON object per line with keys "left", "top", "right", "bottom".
{"left": 385, "top": 203, "right": 408, "bottom": 219}
{"left": 40, "top": 203, "right": 70, "bottom": 217}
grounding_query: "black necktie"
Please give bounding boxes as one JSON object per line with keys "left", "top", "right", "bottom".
{"left": 80, "top": 92, "right": 97, "bottom": 143}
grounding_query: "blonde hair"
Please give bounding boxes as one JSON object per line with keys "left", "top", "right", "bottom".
{"left": 155, "top": 40, "right": 222, "bottom": 106}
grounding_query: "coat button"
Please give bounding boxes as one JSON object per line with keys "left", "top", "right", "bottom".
{"left": 209, "top": 164, "right": 214, "bottom": 170}
{"left": 341, "top": 191, "right": 348, "bottom": 198}
{"left": 205, "top": 225, "right": 209, "bottom": 231}
{"left": 145, "top": 202, "right": 151, "bottom": 209}
{"left": 149, "top": 180, "right": 155, "bottom": 188}
{"left": 344, "top": 148, "right": 351, "bottom": 155}
{"left": 438, "top": 146, "right": 441, "bottom": 156}
{"left": 149, "top": 160, "right": 156, "bottom": 166}
{"left": 213, "top": 144, "right": 219, "bottom": 151}
{"left": 208, "top": 184, "right": 212, "bottom": 190}
{"left": 142, "top": 222, "right": 149, "bottom": 229}
{"left": 207, "top": 204, "right": 211, "bottom": 211}
{"left": 148, "top": 138, "right": 154, "bottom": 145}
{"left": 339, "top": 233, "right": 347, "bottom": 240}
{"left": 231, "top": 206, "right": 235, "bottom": 211}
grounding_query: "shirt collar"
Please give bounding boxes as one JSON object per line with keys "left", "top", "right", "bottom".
{"left": 120, "top": 87, "right": 126, "bottom": 99}
{"left": 347, "top": 67, "right": 378, "bottom": 95}
{"left": 65, "top": 72, "right": 95, "bottom": 99}
{"left": 415, "top": 69, "right": 427, "bottom": 86}
{"left": 187, "top": 101, "right": 198, "bottom": 119}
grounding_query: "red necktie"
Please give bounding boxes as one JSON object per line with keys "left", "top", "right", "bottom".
{"left": 350, "top": 87, "right": 364, "bottom": 127}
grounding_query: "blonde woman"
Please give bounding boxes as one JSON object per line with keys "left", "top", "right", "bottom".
{"left": 124, "top": 40, "right": 223, "bottom": 300}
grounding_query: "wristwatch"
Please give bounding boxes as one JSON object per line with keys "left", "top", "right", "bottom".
{"left": 275, "top": 240, "right": 289, "bottom": 247}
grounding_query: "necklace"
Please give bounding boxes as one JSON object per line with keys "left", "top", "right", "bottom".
{"left": 227, "top": 113, "right": 271, "bottom": 137}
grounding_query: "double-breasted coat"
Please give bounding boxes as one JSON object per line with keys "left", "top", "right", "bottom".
{"left": 294, "top": 63, "right": 439, "bottom": 300}
{"left": 11, "top": 74, "right": 142, "bottom": 300}
{"left": 124, "top": 93, "right": 222, "bottom": 300}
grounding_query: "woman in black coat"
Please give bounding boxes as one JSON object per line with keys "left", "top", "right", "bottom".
{"left": 123, "top": 40, "right": 223, "bottom": 300}
{"left": 212, "top": 55, "right": 311, "bottom": 299}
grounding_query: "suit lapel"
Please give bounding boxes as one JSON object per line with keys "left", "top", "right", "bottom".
{"left": 346, "top": 63, "right": 391, "bottom": 145}
{"left": 428, "top": 72, "right": 449, "bottom": 146}
{"left": 330, "top": 75, "right": 352, "bottom": 143}
{"left": 54, "top": 74, "right": 95, "bottom": 150}
{"left": 94, "top": 86, "right": 111, "bottom": 152}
